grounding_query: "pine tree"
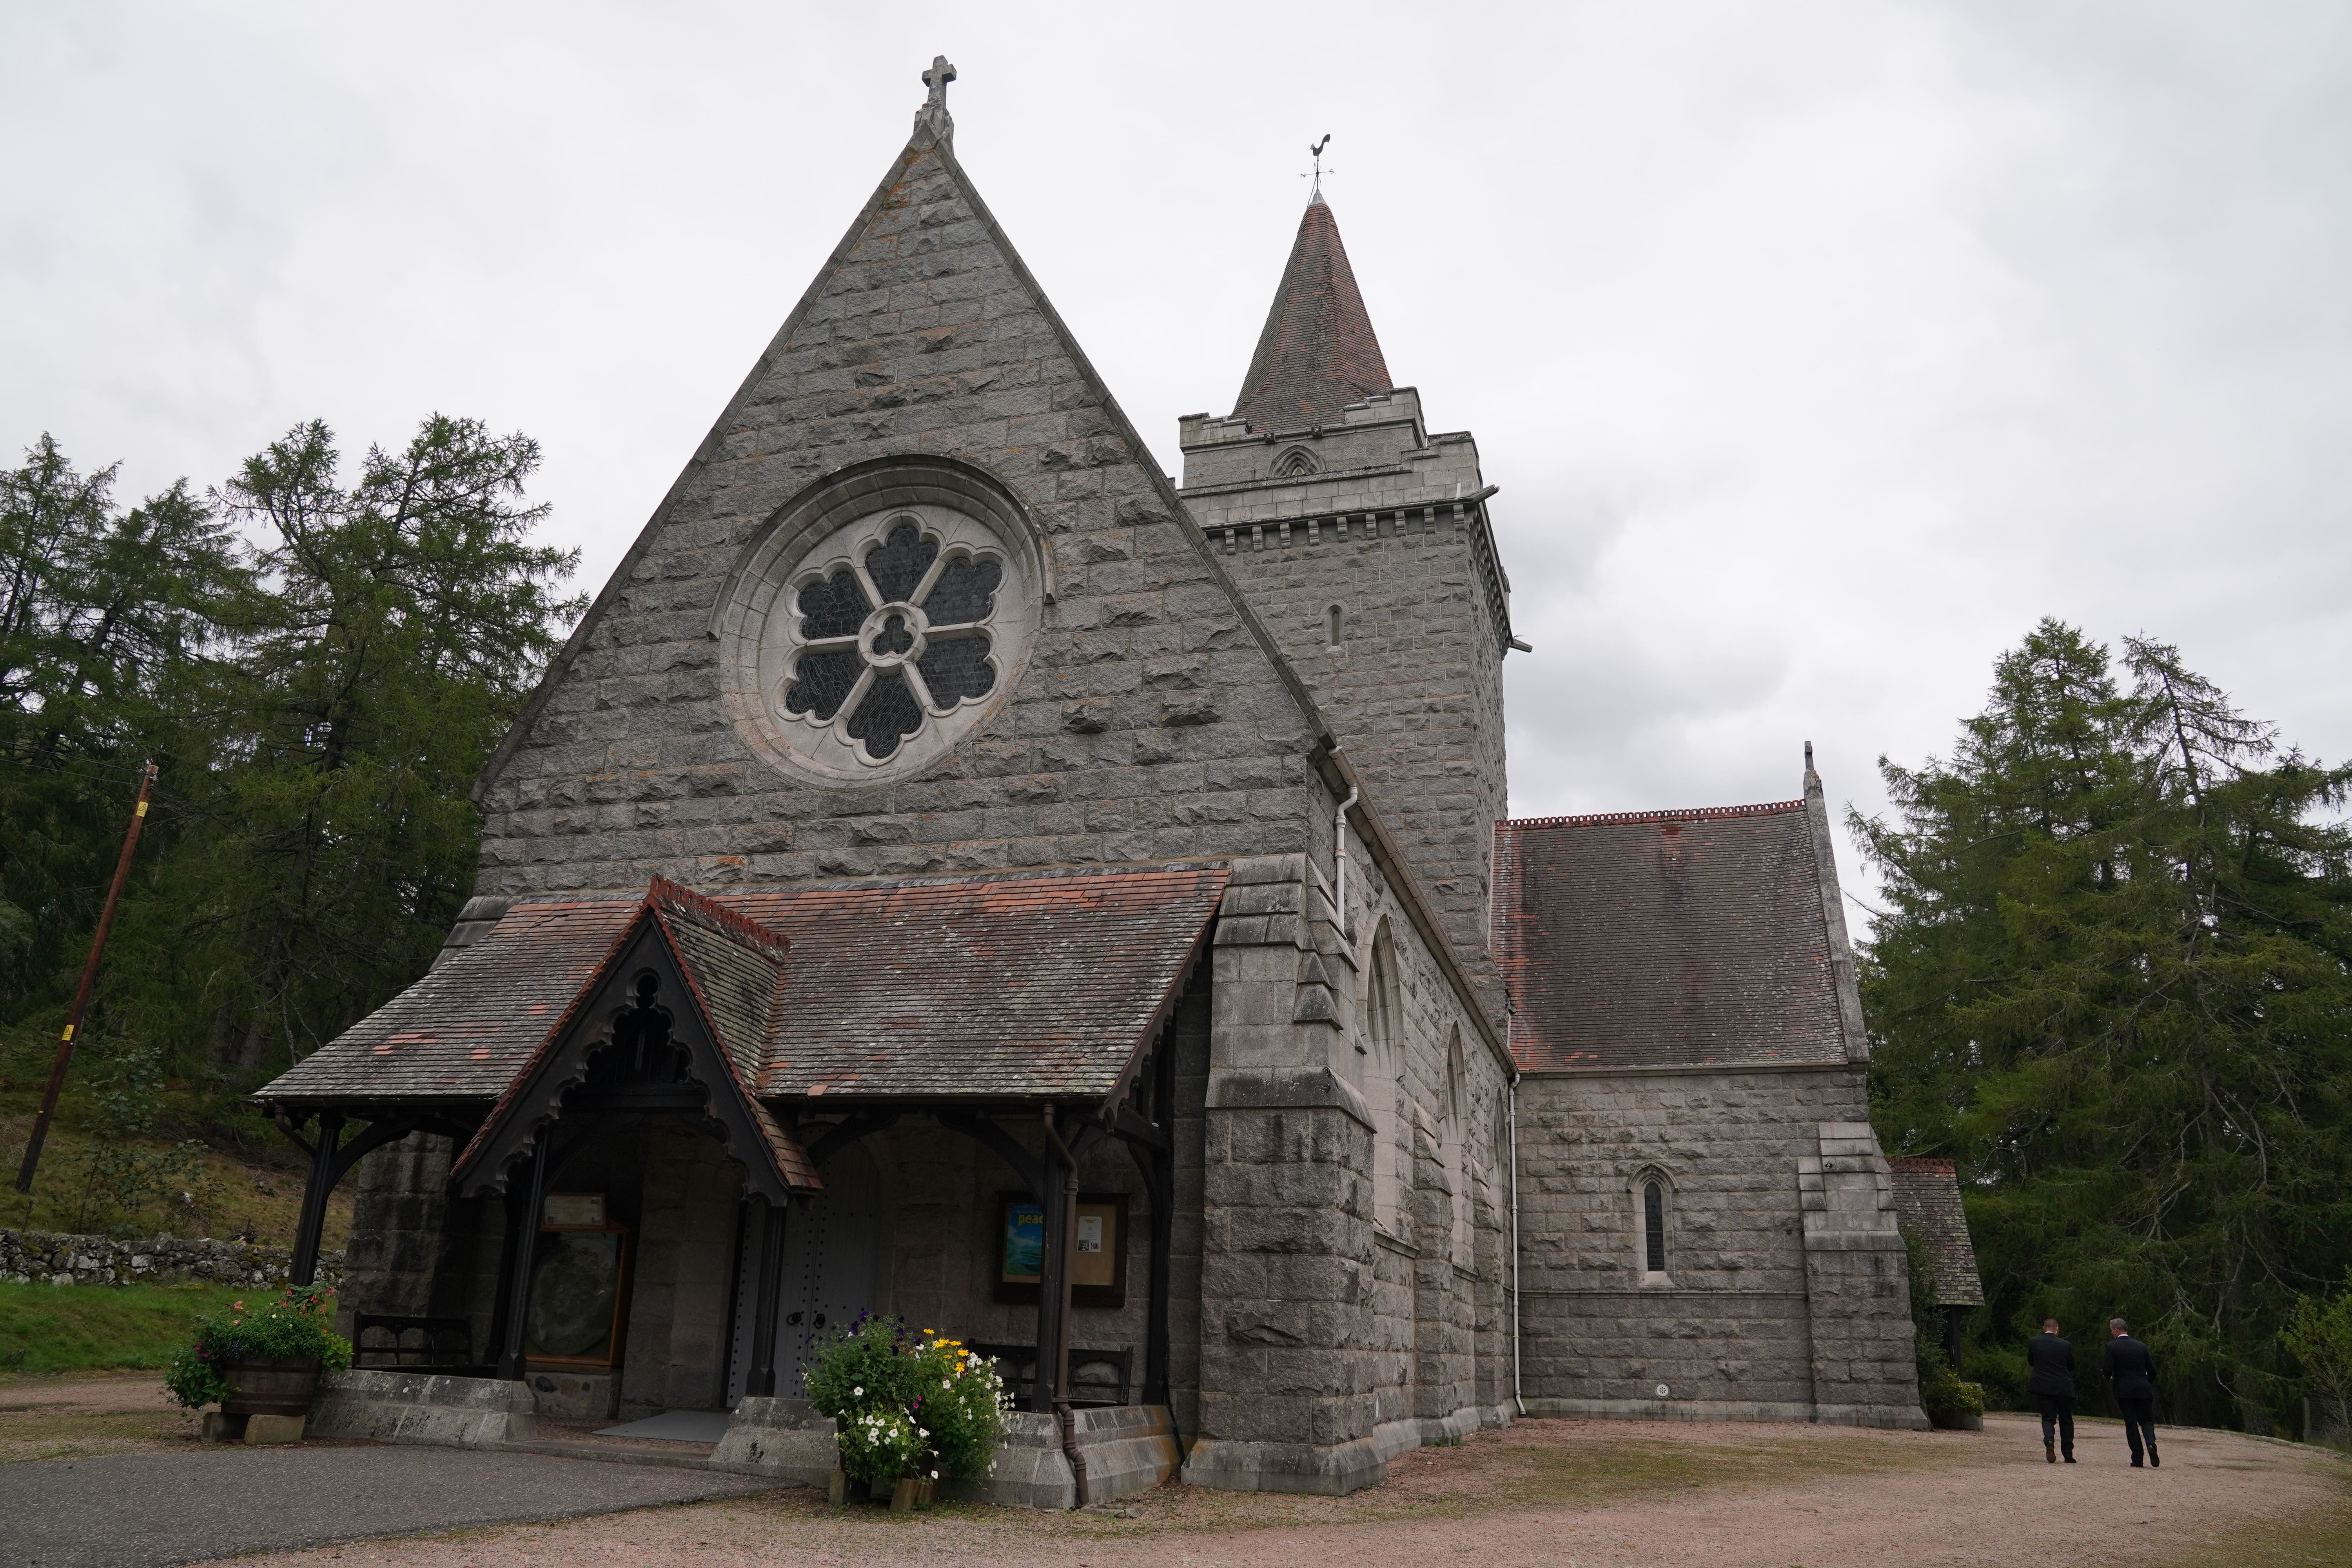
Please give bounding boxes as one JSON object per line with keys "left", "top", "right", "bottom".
{"left": 1857, "top": 620, "right": 2352, "bottom": 1430}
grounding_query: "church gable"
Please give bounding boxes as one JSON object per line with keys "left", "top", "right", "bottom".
{"left": 475, "top": 70, "right": 1331, "bottom": 894}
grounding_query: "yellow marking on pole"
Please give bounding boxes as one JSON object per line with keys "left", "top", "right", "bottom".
{"left": 136, "top": 801, "right": 149, "bottom": 817}
{"left": 60, "top": 1024, "right": 73, "bottom": 1041}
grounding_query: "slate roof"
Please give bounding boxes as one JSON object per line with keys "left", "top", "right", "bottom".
{"left": 1889, "top": 1157, "right": 1987, "bottom": 1308}
{"left": 1492, "top": 801, "right": 1850, "bottom": 1070}
{"left": 1230, "top": 197, "right": 1394, "bottom": 431}
{"left": 258, "top": 865, "right": 1227, "bottom": 1110}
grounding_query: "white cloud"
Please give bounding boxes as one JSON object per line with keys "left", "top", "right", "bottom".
{"left": 4, "top": 0, "right": 2347, "bottom": 908}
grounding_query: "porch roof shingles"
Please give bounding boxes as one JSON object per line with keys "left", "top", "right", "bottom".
{"left": 259, "top": 865, "right": 1228, "bottom": 1106}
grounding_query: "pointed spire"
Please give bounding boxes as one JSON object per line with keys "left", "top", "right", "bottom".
{"left": 1229, "top": 196, "right": 1394, "bottom": 431}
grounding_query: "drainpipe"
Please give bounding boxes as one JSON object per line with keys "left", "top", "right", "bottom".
{"left": 1510, "top": 1077, "right": 1525, "bottom": 1417}
{"left": 1040, "top": 1107, "right": 1089, "bottom": 1508}
{"left": 1333, "top": 784, "right": 1360, "bottom": 935}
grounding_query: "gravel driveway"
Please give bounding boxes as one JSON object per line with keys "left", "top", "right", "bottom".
{"left": 183, "top": 1414, "right": 2351, "bottom": 1568}
{"left": 0, "top": 1445, "right": 773, "bottom": 1568}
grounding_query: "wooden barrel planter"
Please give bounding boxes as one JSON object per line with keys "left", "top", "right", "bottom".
{"left": 220, "top": 1356, "right": 323, "bottom": 1417}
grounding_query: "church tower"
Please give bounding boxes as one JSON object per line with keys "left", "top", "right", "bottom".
{"left": 1178, "top": 192, "right": 1517, "bottom": 1017}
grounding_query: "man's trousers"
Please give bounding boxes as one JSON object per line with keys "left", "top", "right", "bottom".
{"left": 2118, "top": 1396, "right": 2159, "bottom": 1466}
{"left": 2037, "top": 1394, "right": 2074, "bottom": 1459}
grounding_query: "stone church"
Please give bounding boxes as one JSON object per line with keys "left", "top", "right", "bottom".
{"left": 261, "top": 60, "right": 1942, "bottom": 1504}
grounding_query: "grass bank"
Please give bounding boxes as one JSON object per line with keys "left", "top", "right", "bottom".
{"left": 0, "top": 1281, "right": 239, "bottom": 1372}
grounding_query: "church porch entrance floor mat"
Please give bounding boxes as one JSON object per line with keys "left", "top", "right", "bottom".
{"left": 593, "top": 1409, "right": 731, "bottom": 1443}
{"left": 0, "top": 1444, "right": 773, "bottom": 1568}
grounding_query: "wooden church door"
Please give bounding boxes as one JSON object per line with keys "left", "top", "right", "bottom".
{"left": 726, "top": 1140, "right": 881, "bottom": 1404}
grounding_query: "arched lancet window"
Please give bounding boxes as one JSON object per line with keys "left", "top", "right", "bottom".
{"left": 1365, "top": 924, "right": 1403, "bottom": 1232}
{"left": 1642, "top": 1179, "right": 1668, "bottom": 1274}
{"left": 1444, "top": 1031, "right": 1470, "bottom": 1262}
{"left": 1327, "top": 604, "right": 1343, "bottom": 648}
{"left": 1272, "top": 445, "right": 1319, "bottom": 478}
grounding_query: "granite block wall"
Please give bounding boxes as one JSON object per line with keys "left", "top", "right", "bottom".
{"left": 618, "top": 1118, "right": 745, "bottom": 1417}
{"left": 1515, "top": 1064, "right": 1922, "bottom": 1425}
{"left": 471, "top": 129, "right": 1330, "bottom": 902}
{"left": 1205, "top": 492, "right": 1508, "bottom": 1027}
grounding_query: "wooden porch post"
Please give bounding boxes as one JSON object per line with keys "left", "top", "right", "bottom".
{"left": 1033, "top": 1107, "right": 1076, "bottom": 1415}
{"left": 289, "top": 1111, "right": 344, "bottom": 1288}
{"left": 1142, "top": 1150, "right": 1172, "bottom": 1405}
{"left": 495, "top": 1149, "right": 548, "bottom": 1380}
{"left": 750, "top": 1199, "right": 789, "bottom": 1396}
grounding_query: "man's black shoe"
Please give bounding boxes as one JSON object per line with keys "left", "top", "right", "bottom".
{"left": 2063, "top": 1455, "right": 2076, "bottom": 1463}
{"left": 2045, "top": 1440, "right": 2056, "bottom": 1463}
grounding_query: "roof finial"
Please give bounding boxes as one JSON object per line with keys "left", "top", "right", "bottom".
{"left": 1804, "top": 740, "right": 1818, "bottom": 780}
{"left": 1302, "top": 134, "right": 1331, "bottom": 205}
{"left": 914, "top": 54, "right": 957, "bottom": 143}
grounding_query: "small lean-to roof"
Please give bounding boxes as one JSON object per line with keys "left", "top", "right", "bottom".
{"left": 1889, "top": 1157, "right": 1987, "bottom": 1308}
{"left": 258, "top": 865, "right": 1227, "bottom": 1109}
{"left": 1493, "top": 800, "right": 1850, "bottom": 1070}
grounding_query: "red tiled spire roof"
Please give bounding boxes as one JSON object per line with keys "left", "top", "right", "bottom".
{"left": 1230, "top": 197, "right": 1394, "bottom": 430}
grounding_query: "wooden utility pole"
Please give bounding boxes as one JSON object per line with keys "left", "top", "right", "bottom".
{"left": 15, "top": 762, "right": 157, "bottom": 1194}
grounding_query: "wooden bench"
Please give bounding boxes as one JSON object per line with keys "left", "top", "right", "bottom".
{"left": 352, "top": 1314, "right": 487, "bottom": 1374}
{"left": 969, "top": 1341, "right": 1134, "bottom": 1406}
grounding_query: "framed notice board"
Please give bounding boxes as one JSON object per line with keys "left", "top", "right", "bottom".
{"left": 524, "top": 1192, "right": 630, "bottom": 1368}
{"left": 995, "top": 1191, "right": 1129, "bottom": 1309}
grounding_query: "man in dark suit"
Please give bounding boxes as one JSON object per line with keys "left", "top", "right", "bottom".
{"left": 2025, "top": 1318, "right": 2076, "bottom": 1463}
{"left": 2103, "top": 1317, "right": 2160, "bottom": 1468}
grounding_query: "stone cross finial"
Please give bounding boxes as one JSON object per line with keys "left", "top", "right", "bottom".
{"left": 913, "top": 54, "right": 957, "bottom": 144}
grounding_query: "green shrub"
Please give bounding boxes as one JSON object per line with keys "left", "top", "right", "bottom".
{"left": 163, "top": 1281, "right": 352, "bottom": 1409}
{"left": 1919, "top": 1345, "right": 1987, "bottom": 1422}
{"left": 802, "top": 1314, "right": 1008, "bottom": 1487}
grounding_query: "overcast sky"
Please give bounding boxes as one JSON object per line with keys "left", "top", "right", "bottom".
{"left": 5, "top": 2, "right": 2349, "bottom": 904}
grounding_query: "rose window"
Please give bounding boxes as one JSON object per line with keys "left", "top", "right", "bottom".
{"left": 723, "top": 500, "right": 1035, "bottom": 784}
{"left": 781, "top": 517, "right": 1006, "bottom": 760}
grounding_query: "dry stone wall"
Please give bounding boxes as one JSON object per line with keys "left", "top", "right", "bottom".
{"left": 0, "top": 1228, "right": 341, "bottom": 1289}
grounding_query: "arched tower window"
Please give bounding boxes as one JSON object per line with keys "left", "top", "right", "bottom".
{"left": 1642, "top": 1180, "right": 1668, "bottom": 1274}
{"left": 1327, "top": 604, "right": 1343, "bottom": 648}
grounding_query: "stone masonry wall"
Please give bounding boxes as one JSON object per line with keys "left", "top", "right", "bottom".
{"left": 0, "top": 1228, "right": 341, "bottom": 1289}
{"left": 618, "top": 1118, "right": 745, "bottom": 1418}
{"left": 1516, "top": 1064, "right": 1918, "bottom": 1422}
{"left": 1186, "top": 850, "right": 1511, "bottom": 1495}
{"left": 473, "top": 129, "right": 1328, "bottom": 901}
{"left": 1206, "top": 495, "right": 1508, "bottom": 1029}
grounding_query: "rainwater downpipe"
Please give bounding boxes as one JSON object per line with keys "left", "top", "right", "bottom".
{"left": 1039, "top": 1106, "right": 1089, "bottom": 1508}
{"left": 1334, "top": 784, "right": 1360, "bottom": 933}
{"left": 1510, "top": 1076, "right": 1525, "bottom": 1417}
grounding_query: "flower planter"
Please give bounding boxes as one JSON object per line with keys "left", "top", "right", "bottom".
{"left": 888, "top": 1477, "right": 936, "bottom": 1513}
{"left": 220, "top": 1355, "right": 324, "bottom": 1418}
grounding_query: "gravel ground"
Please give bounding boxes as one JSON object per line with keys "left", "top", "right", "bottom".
{"left": 0, "top": 1445, "right": 774, "bottom": 1568}
{"left": 183, "top": 1413, "right": 2352, "bottom": 1568}
{"left": 0, "top": 1371, "right": 196, "bottom": 1464}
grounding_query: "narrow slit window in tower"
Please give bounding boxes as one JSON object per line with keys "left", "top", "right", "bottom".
{"left": 1327, "top": 604, "right": 1343, "bottom": 647}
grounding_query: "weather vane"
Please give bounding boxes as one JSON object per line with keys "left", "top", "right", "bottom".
{"left": 1302, "top": 134, "right": 1332, "bottom": 202}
